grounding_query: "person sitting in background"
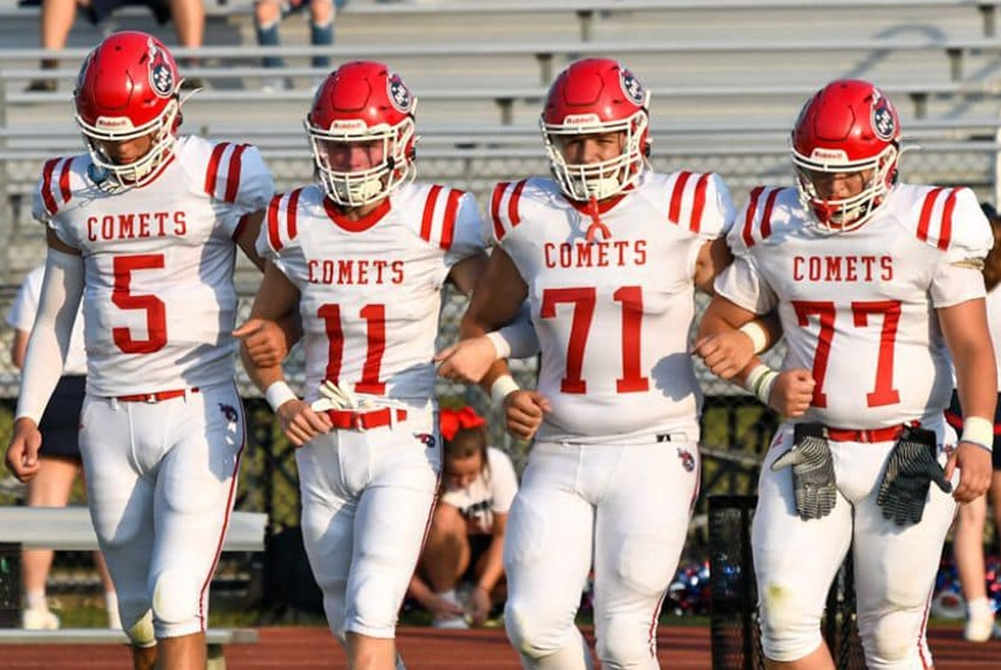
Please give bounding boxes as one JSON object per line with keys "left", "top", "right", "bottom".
{"left": 6, "top": 263, "right": 119, "bottom": 630}
{"left": 408, "top": 407, "right": 518, "bottom": 629}
{"left": 24, "top": 0, "right": 205, "bottom": 92}
{"left": 254, "top": 0, "right": 344, "bottom": 92}
{"left": 947, "top": 202, "right": 1001, "bottom": 642}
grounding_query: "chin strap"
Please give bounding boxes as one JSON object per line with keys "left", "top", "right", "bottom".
{"left": 584, "top": 196, "right": 612, "bottom": 243}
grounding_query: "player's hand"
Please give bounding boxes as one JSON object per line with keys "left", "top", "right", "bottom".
{"left": 692, "top": 331, "right": 755, "bottom": 380}
{"left": 233, "top": 318, "right": 289, "bottom": 368}
{"left": 5, "top": 417, "right": 42, "bottom": 482}
{"left": 468, "top": 586, "right": 492, "bottom": 626}
{"left": 435, "top": 337, "right": 499, "bottom": 384}
{"left": 945, "top": 441, "right": 993, "bottom": 503}
{"left": 504, "top": 390, "right": 551, "bottom": 441}
{"left": 276, "top": 399, "right": 332, "bottom": 447}
{"left": 769, "top": 369, "right": 815, "bottom": 417}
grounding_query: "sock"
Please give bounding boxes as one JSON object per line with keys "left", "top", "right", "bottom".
{"left": 311, "top": 19, "right": 334, "bottom": 68}
{"left": 26, "top": 591, "right": 47, "bottom": 611}
{"left": 968, "top": 597, "right": 993, "bottom": 619}
{"left": 256, "top": 18, "right": 285, "bottom": 69}
{"left": 105, "top": 591, "right": 122, "bottom": 629}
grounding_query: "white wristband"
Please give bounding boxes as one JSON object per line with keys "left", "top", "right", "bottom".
{"left": 744, "top": 364, "right": 778, "bottom": 405}
{"left": 961, "top": 416, "right": 994, "bottom": 452}
{"left": 264, "top": 380, "right": 297, "bottom": 412}
{"left": 490, "top": 374, "right": 520, "bottom": 405}
{"left": 486, "top": 331, "right": 511, "bottom": 360}
{"left": 739, "top": 321, "right": 769, "bottom": 355}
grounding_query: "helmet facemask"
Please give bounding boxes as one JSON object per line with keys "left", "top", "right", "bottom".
{"left": 792, "top": 142, "right": 898, "bottom": 233}
{"left": 306, "top": 116, "right": 416, "bottom": 207}
{"left": 542, "top": 109, "right": 649, "bottom": 202}
{"left": 76, "top": 97, "right": 180, "bottom": 191}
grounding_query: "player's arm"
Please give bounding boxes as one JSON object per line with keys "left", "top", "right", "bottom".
{"left": 696, "top": 294, "right": 812, "bottom": 417}
{"left": 938, "top": 298, "right": 996, "bottom": 502}
{"left": 5, "top": 229, "right": 83, "bottom": 481}
{"left": 239, "top": 261, "right": 331, "bottom": 447}
{"left": 233, "top": 210, "right": 303, "bottom": 365}
{"left": 11, "top": 330, "right": 28, "bottom": 369}
{"left": 447, "top": 251, "right": 488, "bottom": 296}
{"left": 693, "top": 237, "right": 733, "bottom": 295}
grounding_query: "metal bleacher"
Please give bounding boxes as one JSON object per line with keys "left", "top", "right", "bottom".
{"left": 1, "top": 0, "right": 1001, "bottom": 281}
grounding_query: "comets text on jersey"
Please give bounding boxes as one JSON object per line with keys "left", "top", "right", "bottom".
{"left": 307, "top": 259, "right": 405, "bottom": 285}
{"left": 544, "top": 240, "right": 648, "bottom": 269}
{"left": 792, "top": 255, "right": 894, "bottom": 283}
{"left": 87, "top": 211, "right": 187, "bottom": 241}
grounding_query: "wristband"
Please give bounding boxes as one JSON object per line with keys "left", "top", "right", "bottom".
{"left": 745, "top": 364, "right": 778, "bottom": 405}
{"left": 486, "top": 331, "right": 511, "bottom": 360}
{"left": 490, "top": 374, "right": 520, "bottom": 405}
{"left": 739, "top": 321, "right": 769, "bottom": 354}
{"left": 265, "top": 380, "right": 297, "bottom": 412}
{"left": 961, "top": 416, "right": 994, "bottom": 452}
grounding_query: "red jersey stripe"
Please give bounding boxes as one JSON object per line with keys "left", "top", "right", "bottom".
{"left": 742, "top": 186, "right": 765, "bottom": 248}
{"left": 689, "top": 173, "right": 711, "bottom": 233}
{"left": 760, "top": 187, "right": 781, "bottom": 240}
{"left": 266, "top": 193, "right": 284, "bottom": 253}
{"left": 57, "top": 157, "right": 73, "bottom": 205}
{"left": 40, "top": 158, "right": 59, "bottom": 216}
{"left": 421, "top": 185, "right": 443, "bottom": 242}
{"left": 223, "top": 144, "right": 248, "bottom": 204}
{"left": 668, "top": 171, "right": 692, "bottom": 224}
{"left": 490, "top": 182, "right": 510, "bottom": 241}
{"left": 286, "top": 188, "right": 302, "bottom": 242}
{"left": 205, "top": 142, "right": 229, "bottom": 197}
{"left": 917, "top": 187, "right": 944, "bottom": 243}
{"left": 440, "top": 189, "right": 463, "bottom": 251}
{"left": 937, "top": 188, "right": 959, "bottom": 251}
{"left": 508, "top": 179, "right": 528, "bottom": 228}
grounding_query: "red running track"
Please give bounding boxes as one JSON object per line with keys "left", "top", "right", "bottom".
{"left": 0, "top": 626, "right": 998, "bottom": 668}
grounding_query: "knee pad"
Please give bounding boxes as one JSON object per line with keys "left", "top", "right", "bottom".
{"left": 757, "top": 582, "right": 824, "bottom": 662}
{"left": 345, "top": 574, "right": 402, "bottom": 638}
{"left": 505, "top": 597, "right": 571, "bottom": 659}
{"left": 859, "top": 610, "right": 929, "bottom": 669}
{"left": 151, "top": 568, "right": 202, "bottom": 637}
{"left": 595, "top": 618, "right": 659, "bottom": 670}
{"left": 123, "top": 609, "right": 156, "bottom": 648}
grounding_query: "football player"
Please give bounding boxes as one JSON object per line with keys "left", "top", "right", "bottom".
{"left": 699, "top": 79, "right": 996, "bottom": 670}
{"left": 4, "top": 31, "right": 284, "bottom": 670}
{"left": 238, "top": 61, "right": 489, "bottom": 669}
{"left": 440, "top": 58, "right": 776, "bottom": 669}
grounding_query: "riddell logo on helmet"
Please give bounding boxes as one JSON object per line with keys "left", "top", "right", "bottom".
{"left": 561, "top": 114, "right": 601, "bottom": 126}
{"left": 95, "top": 117, "right": 135, "bottom": 131}
{"left": 809, "top": 148, "right": 849, "bottom": 162}
{"left": 329, "top": 119, "right": 367, "bottom": 132}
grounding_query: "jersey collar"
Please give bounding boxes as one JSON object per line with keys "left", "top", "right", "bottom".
{"left": 322, "top": 196, "right": 392, "bottom": 233}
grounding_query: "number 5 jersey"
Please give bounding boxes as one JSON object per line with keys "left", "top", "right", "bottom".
{"left": 34, "top": 136, "right": 274, "bottom": 396}
{"left": 492, "top": 171, "right": 736, "bottom": 444}
{"left": 716, "top": 184, "right": 993, "bottom": 430}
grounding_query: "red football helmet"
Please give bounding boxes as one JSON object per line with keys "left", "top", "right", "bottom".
{"left": 74, "top": 31, "right": 183, "bottom": 189}
{"left": 305, "top": 61, "right": 417, "bottom": 206}
{"left": 791, "top": 79, "right": 901, "bottom": 231}
{"left": 541, "top": 58, "right": 650, "bottom": 201}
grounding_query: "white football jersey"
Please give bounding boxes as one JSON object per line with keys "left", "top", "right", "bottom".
{"left": 492, "top": 171, "right": 736, "bottom": 443}
{"left": 717, "top": 184, "right": 992, "bottom": 430}
{"left": 257, "top": 182, "right": 488, "bottom": 402}
{"left": 34, "top": 136, "right": 274, "bottom": 396}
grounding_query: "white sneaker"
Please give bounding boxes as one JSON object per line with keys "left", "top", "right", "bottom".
{"left": 964, "top": 613, "right": 997, "bottom": 642}
{"left": 432, "top": 613, "right": 469, "bottom": 629}
{"left": 22, "top": 607, "right": 60, "bottom": 630}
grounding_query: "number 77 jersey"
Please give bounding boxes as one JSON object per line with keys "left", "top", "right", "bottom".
{"left": 492, "top": 172, "right": 736, "bottom": 444}
{"left": 716, "top": 183, "right": 993, "bottom": 429}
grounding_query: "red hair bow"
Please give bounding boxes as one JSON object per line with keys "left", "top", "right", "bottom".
{"left": 439, "top": 406, "right": 486, "bottom": 441}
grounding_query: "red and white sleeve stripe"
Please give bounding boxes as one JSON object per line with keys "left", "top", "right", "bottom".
{"left": 666, "top": 171, "right": 715, "bottom": 233}
{"left": 39, "top": 157, "right": 75, "bottom": 217}
{"left": 739, "top": 186, "right": 783, "bottom": 249}
{"left": 264, "top": 189, "right": 302, "bottom": 253}
{"left": 204, "top": 142, "right": 250, "bottom": 204}
{"left": 418, "top": 185, "right": 465, "bottom": 251}
{"left": 915, "top": 186, "right": 961, "bottom": 251}
{"left": 490, "top": 179, "right": 528, "bottom": 243}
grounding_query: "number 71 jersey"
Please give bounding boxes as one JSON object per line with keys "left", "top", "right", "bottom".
{"left": 717, "top": 184, "right": 993, "bottom": 429}
{"left": 34, "top": 136, "right": 274, "bottom": 396}
{"left": 493, "top": 172, "right": 735, "bottom": 443}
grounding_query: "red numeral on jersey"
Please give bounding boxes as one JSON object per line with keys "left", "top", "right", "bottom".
{"left": 111, "top": 254, "right": 167, "bottom": 354}
{"left": 318, "top": 303, "right": 387, "bottom": 395}
{"left": 539, "top": 286, "right": 649, "bottom": 395}
{"left": 792, "top": 299, "right": 901, "bottom": 409}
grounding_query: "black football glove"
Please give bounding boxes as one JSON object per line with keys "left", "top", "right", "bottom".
{"left": 876, "top": 426, "right": 951, "bottom": 526}
{"left": 771, "top": 423, "right": 837, "bottom": 521}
